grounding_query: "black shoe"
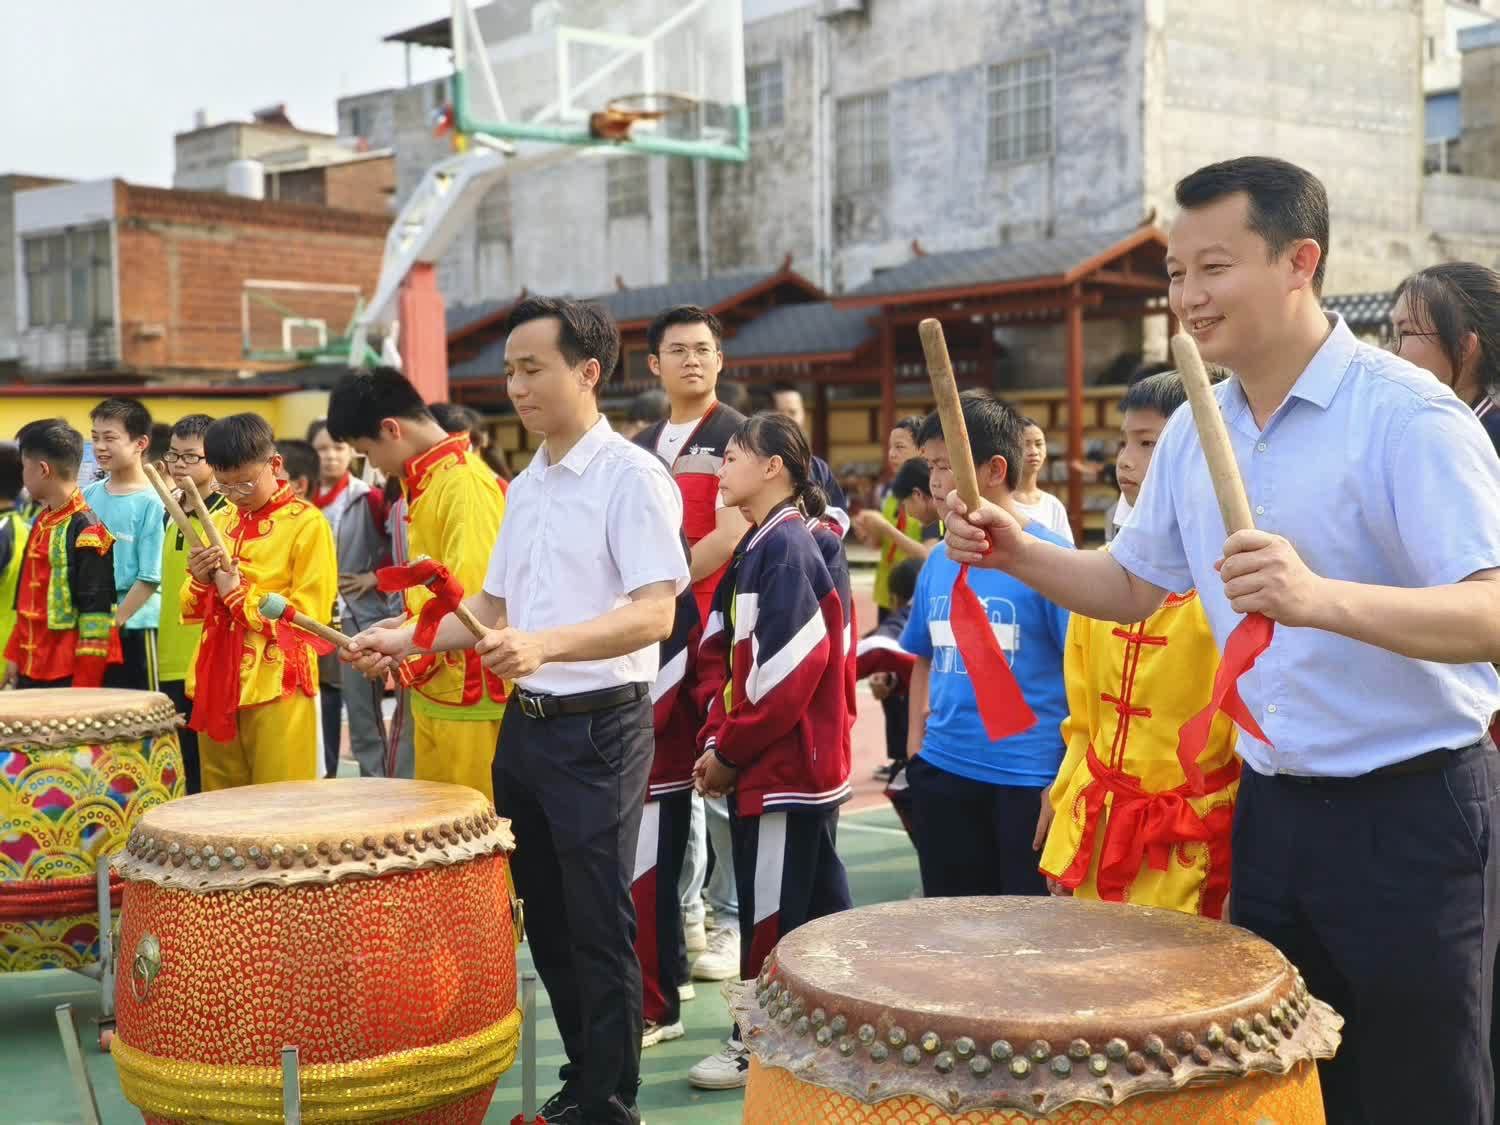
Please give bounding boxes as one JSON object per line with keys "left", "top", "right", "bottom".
{"left": 537, "top": 1088, "right": 582, "bottom": 1123}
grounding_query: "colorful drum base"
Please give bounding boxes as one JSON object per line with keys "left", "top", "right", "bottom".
{"left": 743, "top": 1056, "right": 1326, "bottom": 1123}
{"left": 0, "top": 730, "right": 182, "bottom": 971}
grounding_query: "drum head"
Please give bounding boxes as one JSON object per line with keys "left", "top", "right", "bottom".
{"left": 115, "top": 778, "right": 512, "bottom": 893}
{"left": 0, "top": 687, "right": 179, "bottom": 747}
{"left": 734, "top": 897, "right": 1340, "bottom": 1116}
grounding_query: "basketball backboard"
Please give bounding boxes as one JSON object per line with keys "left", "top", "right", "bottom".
{"left": 450, "top": 0, "right": 748, "bottom": 163}
{"left": 241, "top": 280, "right": 368, "bottom": 364}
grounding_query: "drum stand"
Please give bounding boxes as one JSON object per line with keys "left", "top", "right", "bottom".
{"left": 74, "top": 858, "right": 118, "bottom": 1051}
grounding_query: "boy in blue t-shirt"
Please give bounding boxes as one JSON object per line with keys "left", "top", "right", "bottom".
{"left": 85, "top": 397, "right": 165, "bottom": 691}
{"left": 900, "top": 391, "right": 1071, "bottom": 897}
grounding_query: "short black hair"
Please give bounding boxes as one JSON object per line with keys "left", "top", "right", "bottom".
{"left": 889, "top": 558, "right": 922, "bottom": 605}
{"left": 90, "top": 396, "right": 152, "bottom": 441}
{"left": 717, "top": 381, "right": 751, "bottom": 413}
{"left": 627, "top": 388, "right": 670, "bottom": 425}
{"left": 276, "top": 438, "right": 319, "bottom": 487}
{"left": 1175, "top": 156, "right": 1330, "bottom": 293}
{"left": 430, "top": 402, "right": 483, "bottom": 436}
{"left": 149, "top": 422, "right": 171, "bottom": 462}
{"left": 0, "top": 442, "right": 21, "bottom": 502}
{"left": 647, "top": 305, "right": 724, "bottom": 355}
{"left": 892, "top": 415, "right": 923, "bottom": 442}
{"left": 890, "top": 456, "right": 931, "bottom": 501}
{"left": 505, "top": 296, "right": 620, "bottom": 392}
{"left": 917, "top": 390, "right": 1024, "bottom": 490}
{"left": 204, "top": 414, "right": 276, "bottom": 471}
{"left": 1119, "top": 366, "right": 1227, "bottom": 421}
{"left": 326, "top": 368, "right": 436, "bottom": 443}
{"left": 19, "top": 419, "right": 84, "bottom": 479}
{"left": 171, "top": 413, "right": 215, "bottom": 441}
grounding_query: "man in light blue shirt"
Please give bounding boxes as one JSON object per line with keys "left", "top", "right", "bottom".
{"left": 947, "top": 158, "right": 1500, "bottom": 1125}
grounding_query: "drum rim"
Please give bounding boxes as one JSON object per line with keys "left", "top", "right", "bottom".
{"left": 0, "top": 689, "right": 180, "bottom": 748}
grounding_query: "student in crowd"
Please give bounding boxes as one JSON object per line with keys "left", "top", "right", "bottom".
{"left": 1037, "top": 370, "right": 1239, "bottom": 919}
{"left": 1011, "top": 418, "right": 1075, "bottom": 544}
{"left": 184, "top": 415, "right": 336, "bottom": 790}
{"left": 0, "top": 444, "right": 27, "bottom": 663}
{"left": 275, "top": 439, "right": 319, "bottom": 500}
{"left": 86, "top": 397, "right": 164, "bottom": 690}
{"left": 431, "top": 401, "right": 512, "bottom": 486}
{"left": 308, "top": 419, "right": 392, "bottom": 779}
{"left": 618, "top": 388, "right": 670, "bottom": 441}
{"left": 348, "top": 297, "right": 688, "bottom": 1125}
{"left": 148, "top": 422, "right": 172, "bottom": 468}
{"left": 326, "top": 370, "right": 507, "bottom": 801}
{"left": 158, "top": 414, "right": 227, "bottom": 794}
{"left": 901, "top": 391, "right": 1071, "bottom": 898}
{"left": 858, "top": 417, "right": 925, "bottom": 620}
{"left": 853, "top": 455, "right": 944, "bottom": 566}
{"left": 945, "top": 156, "right": 1500, "bottom": 1123}
{"left": 5, "top": 421, "right": 116, "bottom": 688}
{"left": 768, "top": 383, "right": 850, "bottom": 535}
{"left": 688, "top": 412, "right": 854, "bottom": 1092}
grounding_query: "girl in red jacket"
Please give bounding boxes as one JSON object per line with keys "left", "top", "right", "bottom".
{"left": 688, "top": 413, "right": 854, "bottom": 1091}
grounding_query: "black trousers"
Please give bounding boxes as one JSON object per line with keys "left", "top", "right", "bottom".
{"left": 1232, "top": 746, "right": 1499, "bottom": 1125}
{"left": 905, "top": 755, "right": 1048, "bottom": 897}
{"left": 631, "top": 788, "right": 691, "bottom": 1027}
{"left": 319, "top": 681, "right": 342, "bottom": 777}
{"left": 104, "top": 627, "right": 157, "bottom": 692}
{"left": 880, "top": 693, "right": 909, "bottom": 765}
{"left": 158, "top": 678, "right": 201, "bottom": 795}
{"left": 493, "top": 693, "right": 652, "bottom": 1124}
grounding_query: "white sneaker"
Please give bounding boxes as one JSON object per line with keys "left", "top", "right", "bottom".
{"left": 678, "top": 981, "right": 696, "bottom": 1001}
{"left": 684, "top": 918, "right": 707, "bottom": 953}
{"left": 688, "top": 1038, "right": 750, "bottom": 1089}
{"left": 642, "top": 1019, "right": 685, "bottom": 1049}
{"left": 691, "top": 925, "right": 740, "bottom": 982}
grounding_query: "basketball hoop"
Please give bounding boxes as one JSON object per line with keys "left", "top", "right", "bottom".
{"left": 589, "top": 93, "right": 698, "bottom": 142}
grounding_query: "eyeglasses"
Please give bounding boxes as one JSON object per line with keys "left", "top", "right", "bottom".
{"left": 663, "top": 345, "right": 718, "bottom": 361}
{"left": 163, "top": 451, "right": 204, "bottom": 465}
{"left": 1389, "top": 329, "right": 1439, "bottom": 354}
{"left": 215, "top": 461, "right": 270, "bottom": 497}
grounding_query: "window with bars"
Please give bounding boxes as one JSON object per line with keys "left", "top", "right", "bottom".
{"left": 747, "top": 61, "right": 785, "bottom": 131}
{"left": 987, "top": 53, "right": 1053, "bottom": 167}
{"left": 607, "top": 157, "right": 649, "bottom": 219}
{"left": 836, "top": 91, "right": 889, "bottom": 194}
{"left": 24, "top": 226, "right": 112, "bottom": 329}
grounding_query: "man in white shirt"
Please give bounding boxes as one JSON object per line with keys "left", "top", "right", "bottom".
{"left": 348, "top": 297, "right": 688, "bottom": 1125}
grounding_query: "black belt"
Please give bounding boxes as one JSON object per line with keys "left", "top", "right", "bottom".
{"left": 513, "top": 682, "right": 646, "bottom": 720}
{"left": 1272, "top": 738, "right": 1491, "bottom": 788}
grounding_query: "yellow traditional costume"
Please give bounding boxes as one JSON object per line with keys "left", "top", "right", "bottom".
{"left": 1040, "top": 588, "right": 1240, "bottom": 918}
{"left": 401, "top": 434, "right": 506, "bottom": 801}
{"left": 182, "top": 484, "right": 336, "bottom": 791}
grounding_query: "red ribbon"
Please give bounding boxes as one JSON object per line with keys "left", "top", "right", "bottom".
{"left": 1177, "top": 612, "right": 1274, "bottom": 794}
{"left": 949, "top": 564, "right": 1037, "bottom": 741}
{"left": 377, "top": 559, "right": 465, "bottom": 649}
{"left": 1058, "top": 746, "right": 1240, "bottom": 918}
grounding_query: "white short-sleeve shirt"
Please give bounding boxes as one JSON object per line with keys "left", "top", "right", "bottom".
{"left": 484, "top": 415, "right": 689, "bottom": 695}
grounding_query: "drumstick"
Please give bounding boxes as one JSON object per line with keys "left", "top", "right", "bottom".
{"left": 1169, "top": 332, "right": 1255, "bottom": 535}
{"left": 258, "top": 593, "right": 355, "bottom": 652}
{"left": 409, "top": 554, "right": 489, "bottom": 640}
{"left": 918, "top": 319, "right": 982, "bottom": 510}
{"left": 180, "top": 475, "right": 229, "bottom": 556}
{"left": 142, "top": 462, "right": 204, "bottom": 550}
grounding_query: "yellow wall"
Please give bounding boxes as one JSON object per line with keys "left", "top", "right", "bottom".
{"left": 0, "top": 390, "right": 332, "bottom": 441}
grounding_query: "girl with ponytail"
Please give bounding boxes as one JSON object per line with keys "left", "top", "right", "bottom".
{"left": 688, "top": 410, "right": 854, "bottom": 1088}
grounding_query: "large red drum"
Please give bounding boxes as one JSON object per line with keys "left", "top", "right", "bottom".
{"left": 733, "top": 897, "right": 1342, "bottom": 1123}
{"left": 111, "top": 779, "right": 520, "bottom": 1124}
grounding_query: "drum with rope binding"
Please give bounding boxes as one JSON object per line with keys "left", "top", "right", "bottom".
{"left": 112, "top": 778, "right": 521, "bottom": 1124}
{"left": 733, "top": 897, "right": 1341, "bottom": 1123}
{"left": 0, "top": 688, "right": 183, "bottom": 973}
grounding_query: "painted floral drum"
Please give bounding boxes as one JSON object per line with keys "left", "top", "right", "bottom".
{"left": 732, "top": 897, "right": 1342, "bottom": 1123}
{"left": 0, "top": 688, "right": 183, "bottom": 972}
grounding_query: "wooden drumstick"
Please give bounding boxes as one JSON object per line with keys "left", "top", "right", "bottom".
{"left": 142, "top": 462, "right": 204, "bottom": 550}
{"left": 918, "top": 319, "right": 982, "bottom": 511}
{"left": 1169, "top": 332, "right": 1255, "bottom": 535}
{"left": 258, "top": 593, "right": 354, "bottom": 651}
{"left": 409, "top": 554, "right": 489, "bottom": 640}
{"left": 180, "top": 475, "right": 229, "bottom": 556}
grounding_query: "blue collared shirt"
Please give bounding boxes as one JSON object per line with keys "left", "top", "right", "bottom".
{"left": 1111, "top": 315, "right": 1500, "bottom": 777}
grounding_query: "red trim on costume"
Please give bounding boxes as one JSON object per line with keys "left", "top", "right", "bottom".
{"left": 401, "top": 434, "right": 471, "bottom": 510}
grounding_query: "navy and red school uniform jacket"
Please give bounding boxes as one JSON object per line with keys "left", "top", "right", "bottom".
{"left": 808, "top": 515, "right": 857, "bottom": 785}
{"left": 856, "top": 605, "right": 916, "bottom": 693}
{"left": 634, "top": 402, "right": 746, "bottom": 625}
{"left": 696, "top": 504, "right": 852, "bottom": 816}
{"left": 648, "top": 543, "right": 703, "bottom": 802}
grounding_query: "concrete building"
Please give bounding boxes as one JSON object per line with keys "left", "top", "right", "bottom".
{"left": 8, "top": 179, "right": 386, "bottom": 381}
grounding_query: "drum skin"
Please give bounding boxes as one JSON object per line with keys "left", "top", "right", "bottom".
{"left": 0, "top": 689, "right": 183, "bottom": 972}
{"left": 111, "top": 779, "right": 520, "bottom": 1124}
{"left": 733, "top": 897, "right": 1341, "bottom": 1124}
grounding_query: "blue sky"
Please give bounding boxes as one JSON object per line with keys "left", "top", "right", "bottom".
{"left": 2, "top": 1, "right": 455, "bottom": 185}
